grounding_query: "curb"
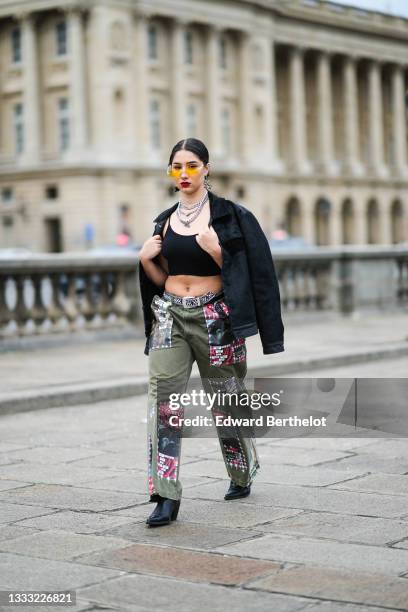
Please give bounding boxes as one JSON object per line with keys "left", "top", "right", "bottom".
{"left": 1, "top": 344, "right": 408, "bottom": 416}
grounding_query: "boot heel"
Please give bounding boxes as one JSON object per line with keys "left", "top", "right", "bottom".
{"left": 171, "top": 500, "right": 181, "bottom": 521}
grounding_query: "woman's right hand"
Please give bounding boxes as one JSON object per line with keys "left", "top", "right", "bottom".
{"left": 139, "top": 235, "right": 162, "bottom": 263}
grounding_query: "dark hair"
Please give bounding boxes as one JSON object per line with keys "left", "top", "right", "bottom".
{"left": 168, "top": 138, "right": 210, "bottom": 192}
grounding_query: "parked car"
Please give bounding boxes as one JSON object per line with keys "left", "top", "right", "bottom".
{"left": 59, "top": 271, "right": 116, "bottom": 300}
{"left": 59, "top": 245, "right": 141, "bottom": 299}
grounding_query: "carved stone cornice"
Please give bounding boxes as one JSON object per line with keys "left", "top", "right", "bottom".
{"left": 56, "top": 2, "right": 88, "bottom": 17}
{"left": 12, "top": 9, "right": 35, "bottom": 23}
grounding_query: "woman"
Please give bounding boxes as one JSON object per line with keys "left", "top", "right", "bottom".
{"left": 139, "top": 138, "right": 284, "bottom": 527}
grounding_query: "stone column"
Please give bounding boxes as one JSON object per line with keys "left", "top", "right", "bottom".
{"left": 67, "top": 6, "right": 88, "bottom": 155}
{"left": 288, "top": 45, "right": 311, "bottom": 174}
{"left": 316, "top": 50, "right": 336, "bottom": 175}
{"left": 205, "top": 24, "right": 223, "bottom": 158}
{"left": 134, "top": 13, "right": 150, "bottom": 161}
{"left": 264, "top": 39, "right": 283, "bottom": 172}
{"left": 237, "top": 29, "right": 254, "bottom": 165}
{"left": 302, "top": 200, "right": 315, "bottom": 244}
{"left": 391, "top": 63, "right": 408, "bottom": 177}
{"left": 87, "top": 4, "right": 113, "bottom": 156}
{"left": 378, "top": 203, "right": 393, "bottom": 244}
{"left": 19, "top": 11, "right": 41, "bottom": 163}
{"left": 354, "top": 207, "right": 367, "bottom": 245}
{"left": 328, "top": 205, "right": 343, "bottom": 246}
{"left": 367, "top": 59, "right": 387, "bottom": 177}
{"left": 171, "top": 18, "right": 187, "bottom": 143}
{"left": 343, "top": 55, "right": 364, "bottom": 176}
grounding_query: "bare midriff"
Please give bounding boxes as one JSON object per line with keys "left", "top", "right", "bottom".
{"left": 164, "top": 274, "right": 223, "bottom": 297}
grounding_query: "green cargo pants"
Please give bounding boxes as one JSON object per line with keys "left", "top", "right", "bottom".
{"left": 146, "top": 289, "right": 260, "bottom": 502}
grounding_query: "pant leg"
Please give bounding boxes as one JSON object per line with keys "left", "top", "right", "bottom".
{"left": 186, "top": 296, "right": 260, "bottom": 488}
{"left": 147, "top": 296, "right": 194, "bottom": 502}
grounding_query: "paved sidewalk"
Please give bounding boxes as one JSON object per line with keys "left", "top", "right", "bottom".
{"left": 0, "top": 394, "right": 408, "bottom": 611}
{"left": 1, "top": 310, "right": 408, "bottom": 414}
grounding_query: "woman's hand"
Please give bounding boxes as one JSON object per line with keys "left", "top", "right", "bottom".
{"left": 139, "top": 235, "right": 162, "bottom": 263}
{"left": 196, "top": 227, "right": 222, "bottom": 267}
{"left": 196, "top": 226, "right": 220, "bottom": 256}
{"left": 139, "top": 236, "right": 168, "bottom": 286}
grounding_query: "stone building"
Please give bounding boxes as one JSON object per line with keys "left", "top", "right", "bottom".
{"left": 0, "top": 0, "right": 407, "bottom": 252}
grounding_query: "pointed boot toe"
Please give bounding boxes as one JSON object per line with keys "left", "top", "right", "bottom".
{"left": 146, "top": 498, "right": 181, "bottom": 526}
{"left": 146, "top": 498, "right": 164, "bottom": 524}
{"left": 224, "top": 480, "right": 251, "bottom": 500}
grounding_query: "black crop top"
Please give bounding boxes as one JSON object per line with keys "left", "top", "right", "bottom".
{"left": 161, "top": 220, "right": 221, "bottom": 276}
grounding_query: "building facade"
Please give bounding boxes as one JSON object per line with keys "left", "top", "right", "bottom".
{"left": 0, "top": 0, "right": 407, "bottom": 252}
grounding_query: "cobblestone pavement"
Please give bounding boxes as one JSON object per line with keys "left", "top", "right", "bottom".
{"left": 0, "top": 391, "right": 408, "bottom": 611}
{"left": 1, "top": 310, "right": 408, "bottom": 414}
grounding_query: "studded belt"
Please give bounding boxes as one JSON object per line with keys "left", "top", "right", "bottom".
{"left": 162, "top": 290, "right": 224, "bottom": 309}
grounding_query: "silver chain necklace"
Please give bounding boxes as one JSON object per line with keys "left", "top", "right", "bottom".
{"left": 179, "top": 201, "right": 201, "bottom": 217}
{"left": 178, "top": 190, "right": 208, "bottom": 215}
{"left": 176, "top": 190, "right": 209, "bottom": 227}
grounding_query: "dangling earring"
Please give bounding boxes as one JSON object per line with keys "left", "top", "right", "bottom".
{"left": 204, "top": 174, "right": 212, "bottom": 190}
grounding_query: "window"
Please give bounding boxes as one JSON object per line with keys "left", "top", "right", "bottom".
{"left": 149, "top": 99, "right": 161, "bottom": 149}
{"left": 148, "top": 24, "right": 158, "bottom": 60}
{"left": 2, "top": 187, "right": 14, "bottom": 204}
{"left": 56, "top": 21, "right": 67, "bottom": 56}
{"left": 13, "top": 103, "right": 24, "bottom": 154}
{"left": 45, "top": 185, "right": 59, "bottom": 199}
{"left": 58, "top": 98, "right": 70, "bottom": 151}
{"left": 184, "top": 30, "right": 193, "bottom": 64}
{"left": 221, "top": 107, "right": 231, "bottom": 153}
{"left": 186, "top": 104, "right": 197, "bottom": 137}
{"left": 219, "top": 36, "right": 227, "bottom": 69}
{"left": 11, "top": 27, "right": 21, "bottom": 63}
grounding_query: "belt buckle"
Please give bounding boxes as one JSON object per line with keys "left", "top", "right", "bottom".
{"left": 182, "top": 295, "right": 198, "bottom": 308}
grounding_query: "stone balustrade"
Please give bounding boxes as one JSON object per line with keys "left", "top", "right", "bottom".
{"left": 277, "top": 246, "right": 408, "bottom": 313}
{"left": 0, "top": 253, "right": 141, "bottom": 338}
{"left": 0, "top": 246, "right": 407, "bottom": 339}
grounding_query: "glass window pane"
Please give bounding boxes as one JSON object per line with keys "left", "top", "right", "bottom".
{"left": 56, "top": 21, "right": 67, "bottom": 55}
{"left": 148, "top": 25, "right": 157, "bottom": 60}
{"left": 11, "top": 27, "right": 21, "bottom": 63}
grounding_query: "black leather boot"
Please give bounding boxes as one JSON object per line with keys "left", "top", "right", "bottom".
{"left": 146, "top": 497, "right": 181, "bottom": 526}
{"left": 224, "top": 480, "right": 251, "bottom": 500}
{"left": 145, "top": 497, "right": 164, "bottom": 524}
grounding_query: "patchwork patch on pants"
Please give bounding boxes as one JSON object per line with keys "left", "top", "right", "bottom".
{"left": 157, "top": 400, "right": 183, "bottom": 481}
{"left": 149, "top": 295, "right": 173, "bottom": 350}
{"left": 203, "top": 298, "right": 246, "bottom": 367}
{"left": 221, "top": 437, "right": 248, "bottom": 472}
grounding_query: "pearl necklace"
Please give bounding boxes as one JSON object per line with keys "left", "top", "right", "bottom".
{"left": 176, "top": 190, "right": 209, "bottom": 227}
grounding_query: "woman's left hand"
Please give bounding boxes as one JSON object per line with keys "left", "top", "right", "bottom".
{"left": 196, "top": 226, "right": 220, "bottom": 256}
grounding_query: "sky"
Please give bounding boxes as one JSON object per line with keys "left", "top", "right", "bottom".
{"left": 334, "top": 0, "right": 408, "bottom": 17}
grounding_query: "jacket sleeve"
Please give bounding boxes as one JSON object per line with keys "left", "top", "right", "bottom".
{"left": 138, "top": 251, "right": 164, "bottom": 356}
{"left": 236, "top": 206, "right": 284, "bottom": 354}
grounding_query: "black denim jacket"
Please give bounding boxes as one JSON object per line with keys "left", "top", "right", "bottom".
{"left": 139, "top": 190, "right": 284, "bottom": 356}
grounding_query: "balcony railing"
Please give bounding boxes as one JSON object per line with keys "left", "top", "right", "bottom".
{"left": 0, "top": 253, "right": 141, "bottom": 338}
{"left": 0, "top": 246, "right": 407, "bottom": 339}
{"left": 277, "top": 246, "right": 408, "bottom": 313}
